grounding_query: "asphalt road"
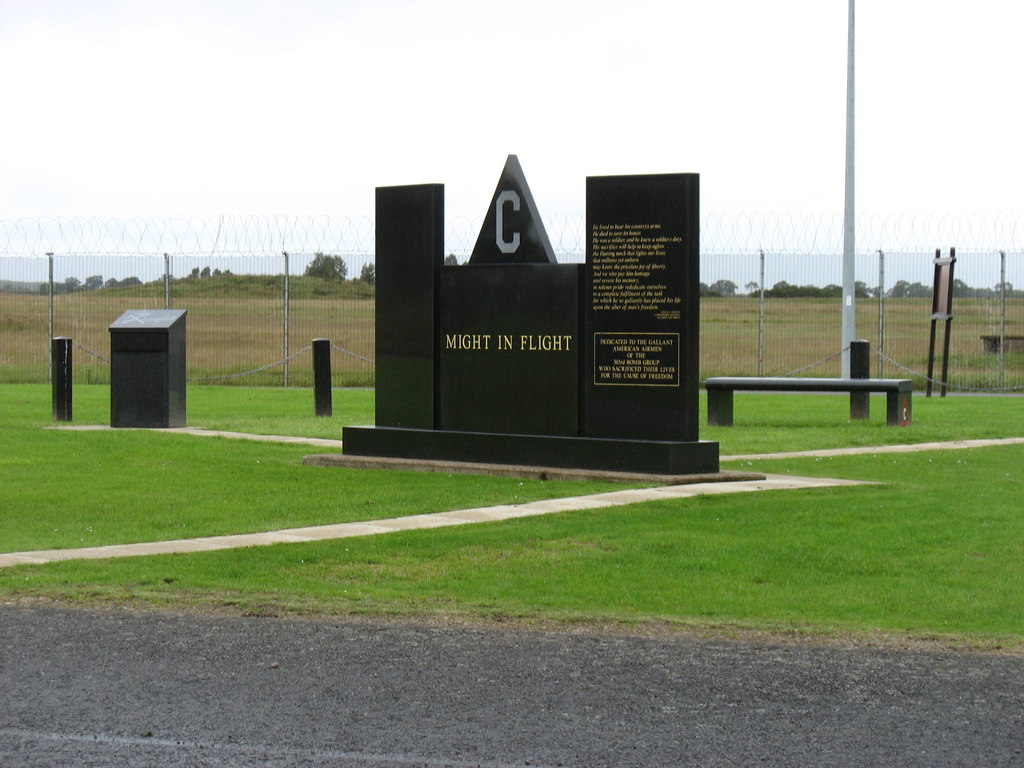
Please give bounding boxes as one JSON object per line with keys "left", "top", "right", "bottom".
{"left": 1, "top": 605, "right": 1022, "bottom": 767}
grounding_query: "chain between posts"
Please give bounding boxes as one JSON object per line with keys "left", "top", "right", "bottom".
{"left": 63, "top": 342, "right": 375, "bottom": 382}
{"left": 72, "top": 341, "right": 110, "bottom": 364}
{"left": 872, "top": 349, "right": 1024, "bottom": 393}
{"left": 330, "top": 344, "right": 374, "bottom": 364}
{"left": 779, "top": 348, "right": 847, "bottom": 378}
{"left": 56, "top": 340, "right": 1024, "bottom": 393}
{"left": 187, "top": 345, "right": 313, "bottom": 383}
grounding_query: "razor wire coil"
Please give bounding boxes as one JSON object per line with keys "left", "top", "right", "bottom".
{"left": 5, "top": 212, "right": 1024, "bottom": 258}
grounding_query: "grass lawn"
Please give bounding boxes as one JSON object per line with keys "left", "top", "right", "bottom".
{"left": 2, "top": 383, "right": 1023, "bottom": 649}
{"left": 0, "top": 385, "right": 625, "bottom": 551}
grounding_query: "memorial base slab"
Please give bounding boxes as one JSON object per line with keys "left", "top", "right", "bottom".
{"left": 342, "top": 426, "right": 720, "bottom": 476}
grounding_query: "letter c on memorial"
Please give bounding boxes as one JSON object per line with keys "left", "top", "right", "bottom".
{"left": 495, "top": 190, "right": 521, "bottom": 254}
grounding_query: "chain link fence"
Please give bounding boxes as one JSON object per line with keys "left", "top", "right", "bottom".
{"left": 2, "top": 214, "right": 1022, "bottom": 391}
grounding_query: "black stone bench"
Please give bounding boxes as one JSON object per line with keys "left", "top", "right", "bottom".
{"left": 981, "top": 335, "right": 1024, "bottom": 354}
{"left": 705, "top": 377, "right": 913, "bottom": 427}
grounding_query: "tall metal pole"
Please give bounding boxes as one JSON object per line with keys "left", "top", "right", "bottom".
{"left": 877, "top": 249, "right": 885, "bottom": 377}
{"left": 841, "top": 0, "right": 856, "bottom": 377}
{"left": 758, "top": 249, "right": 766, "bottom": 377}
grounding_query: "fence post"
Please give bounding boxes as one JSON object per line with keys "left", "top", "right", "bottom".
{"left": 283, "top": 251, "right": 290, "bottom": 387}
{"left": 51, "top": 336, "right": 72, "bottom": 421}
{"left": 999, "top": 250, "right": 1006, "bottom": 389}
{"left": 164, "top": 253, "right": 171, "bottom": 309}
{"left": 312, "top": 338, "right": 332, "bottom": 417}
{"left": 849, "top": 338, "right": 870, "bottom": 420}
{"left": 47, "top": 252, "right": 54, "bottom": 383}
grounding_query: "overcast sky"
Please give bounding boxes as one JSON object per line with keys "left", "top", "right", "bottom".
{"left": 2, "top": 0, "right": 1021, "bottom": 221}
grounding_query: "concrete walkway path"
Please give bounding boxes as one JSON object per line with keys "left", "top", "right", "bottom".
{"left": 0, "top": 472, "right": 868, "bottom": 568}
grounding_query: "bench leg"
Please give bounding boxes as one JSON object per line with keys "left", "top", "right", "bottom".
{"left": 886, "top": 391, "right": 912, "bottom": 427}
{"left": 850, "top": 391, "right": 870, "bottom": 421}
{"left": 707, "top": 389, "right": 734, "bottom": 427}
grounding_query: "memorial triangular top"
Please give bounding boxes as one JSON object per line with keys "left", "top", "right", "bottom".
{"left": 468, "top": 155, "right": 557, "bottom": 264}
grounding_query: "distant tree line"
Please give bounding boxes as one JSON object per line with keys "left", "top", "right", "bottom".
{"left": 38, "top": 275, "right": 145, "bottom": 294}
{"left": 701, "top": 278, "right": 1021, "bottom": 299}
{"left": 186, "top": 266, "right": 233, "bottom": 279}
{"left": 885, "top": 278, "right": 1020, "bottom": 299}
{"left": 1, "top": 280, "right": 47, "bottom": 294}
{"left": 304, "top": 253, "right": 374, "bottom": 285}
{"left": 700, "top": 279, "right": 861, "bottom": 298}
{"left": 12, "top": 266, "right": 1016, "bottom": 299}
{"left": 24, "top": 253, "right": 377, "bottom": 294}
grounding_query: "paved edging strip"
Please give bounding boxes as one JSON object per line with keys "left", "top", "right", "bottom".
{"left": 50, "top": 425, "right": 346, "bottom": 449}
{"left": 722, "top": 436, "right": 1024, "bottom": 462}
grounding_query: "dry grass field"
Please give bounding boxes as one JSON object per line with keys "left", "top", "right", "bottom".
{"left": 2, "top": 288, "right": 1021, "bottom": 389}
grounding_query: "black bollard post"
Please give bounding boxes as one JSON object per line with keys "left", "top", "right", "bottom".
{"left": 312, "top": 338, "right": 332, "bottom": 417}
{"left": 51, "top": 336, "right": 73, "bottom": 422}
{"left": 849, "top": 338, "right": 870, "bottom": 420}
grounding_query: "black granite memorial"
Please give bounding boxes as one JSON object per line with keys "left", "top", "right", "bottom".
{"left": 585, "top": 173, "right": 701, "bottom": 441}
{"left": 109, "top": 309, "right": 187, "bottom": 428}
{"left": 343, "top": 156, "right": 718, "bottom": 475}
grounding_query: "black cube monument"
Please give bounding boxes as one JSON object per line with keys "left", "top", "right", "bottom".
{"left": 343, "top": 156, "right": 718, "bottom": 475}
{"left": 109, "top": 309, "right": 187, "bottom": 428}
